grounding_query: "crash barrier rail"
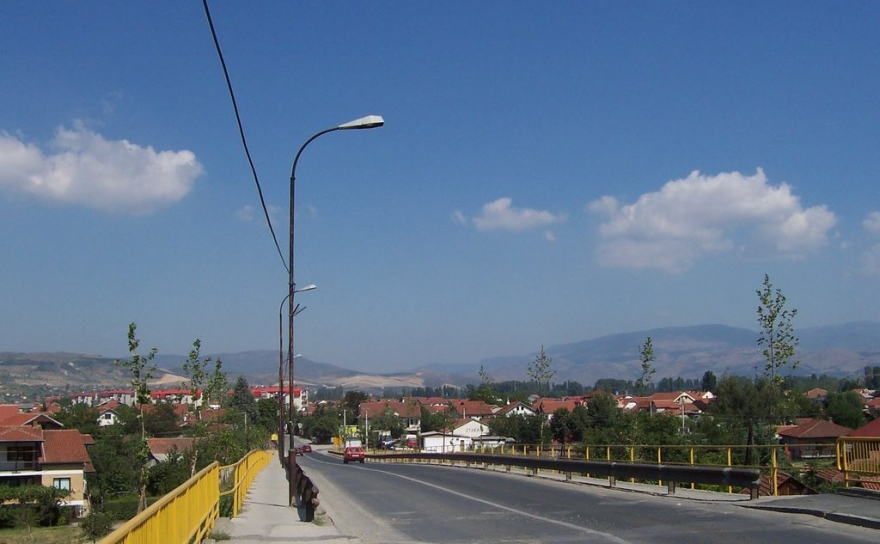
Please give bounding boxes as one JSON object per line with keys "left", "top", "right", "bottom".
{"left": 365, "top": 441, "right": 856, "bottom": 497}
{"left": 285, "top": 452, "right": 321, "bottom": 521}
{"left": 375, "top": 451, "right": 762, "bottom": 499}
{"left": 99, "top": 449, "right": 270, "bottom": 544}
{"left": 837, "top": 437, "right": 880, "bottom": 488}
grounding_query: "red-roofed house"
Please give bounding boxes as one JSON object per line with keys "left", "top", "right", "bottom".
{"left": 848, "top": 417, "right": 880, "bottom": 438}
{"left": 358, "top": 400, "right": 422, "bottom": 433}
{"left": 777, "top": 418, "right": 853, "bottom": 459}
{"left": 535, "top": 398, "right": 583, "bottom": 419}
{"left": 0, "top": 426, "right": 94, "bottom": 515}
{"left": 496, "top": 402, "right": 538, "bottom": 418}
{"left": 146, "top": 437, "right": 196, "bottom": 465}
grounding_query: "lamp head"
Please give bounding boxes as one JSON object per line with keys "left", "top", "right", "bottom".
{"left": 338, "top": 115, "right": 384, "bottom": 130}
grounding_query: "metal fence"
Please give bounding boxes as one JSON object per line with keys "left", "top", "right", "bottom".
{"left": 366, "top": 439, "right": 880, "bottom": 497}
{"left": 98, "top": 449, "right": 270, "bottom": 544}
{"left": 837, "top": 437, "right": 880, "bottom": 487}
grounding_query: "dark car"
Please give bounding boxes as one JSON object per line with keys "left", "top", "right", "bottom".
{"left": 302, "top": 444, "right": 312, "bottom": 453}
{"left": 343, "top": 446, "right": 365, "bottom": 464}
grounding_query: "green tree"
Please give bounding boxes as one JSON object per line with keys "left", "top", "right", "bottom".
{"left": 586, "top": 391, "right": 619, "bottom": 429}
{"left": 113, "top": 322, "right": 156, "bottom": 513}
{"left": 757, "top": 274, "right": 800, "bottom": 386}
{"left": 701, "top": 370, "right": 718, "bottom": 392}
{"left": 299, "top": 405, "right": 340, "bottom": 444}
{"left": 527, "top": 346, "right": 556, "bottom": 396}
{"left": 343, "top": 390, "right": 369, "bottom": 415}
{"left": 469, "top": 365, "right": 497, "bottom": 404}
{"left": 256, "top": 398, "right": 278, "bottom": 433}
{"left": 143, "top": 402, "right": 181, "bottom": 437}
{"left": 367, "top": 406, "right": 405, "bottom": 440}
{"left": 419, "top": 405, "right": 454, "bottom": 433}
{"left": 203, "top": 357, "right": 228, "bottom": 408}
{"left": 824, "top": 391, "right": 865, "bottom": 429}
{"left": 635, "top": 337, "right": 655, "bottom": 395}
{"left": 53, "top": 403, "right": 100, "bottom": 435}
{"left": 230, "top": 376, "right": 257, "bottom": 422}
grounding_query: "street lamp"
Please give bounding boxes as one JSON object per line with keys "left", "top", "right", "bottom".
{"left": 278, "top": 286, "right": 315, "bottom": 459}
{"left": 287, "top": 115, "right": 384, "bottom": 457}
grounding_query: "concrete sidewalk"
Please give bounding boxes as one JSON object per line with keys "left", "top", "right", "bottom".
{"left": 209, "top": 451, "right": 359, "bottom": 544}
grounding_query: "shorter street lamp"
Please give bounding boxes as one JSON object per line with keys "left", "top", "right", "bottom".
{"left": 278, "top": 285, "right": 316, "bottom": 459}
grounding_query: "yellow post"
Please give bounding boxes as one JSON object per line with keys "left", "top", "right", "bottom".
{"left": 607, "top": 445, "right": 611, "bottom": 462}
{"left": 630, "top": 446, "right": 635, "bottom": 483}
{"left": 657, "top": 446, "right": 662, "bottom": 488}
{"left": 567, "top": 446, "right": 571, "bottom": 460}
{"left": 727, "top": 447, "right": 732, "bottom": 494}
{"left": 690, "top": 447, "right": 695, "bottom": 490}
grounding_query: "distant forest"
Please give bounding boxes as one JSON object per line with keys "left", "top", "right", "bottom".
{"left": 312, "top": 366, "right": 880, "bottom": 402}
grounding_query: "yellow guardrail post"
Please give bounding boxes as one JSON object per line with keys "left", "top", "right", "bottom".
{"left": 727, "top": 447, "right": 732, "bottom": 494}
{"left": 657, "top": 446, "right": 662, "bottom": 488}
{"left": 690, "top": 446, "right": 695, "bottom": 490}
{"left": 629, "top": 446, "right": 635, "bottom": 483}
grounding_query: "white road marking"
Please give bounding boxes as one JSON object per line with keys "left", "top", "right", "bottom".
{"left": 308, "top": 453, "right": 634, "bottom": 544}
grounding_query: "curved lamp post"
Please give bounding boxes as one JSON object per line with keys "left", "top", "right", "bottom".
{"left": 287, "top": 115, "right": 384, "bottom": 454}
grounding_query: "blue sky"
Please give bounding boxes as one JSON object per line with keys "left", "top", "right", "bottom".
{"left": 2, "top": 2, "right": 879, "bottom": 373}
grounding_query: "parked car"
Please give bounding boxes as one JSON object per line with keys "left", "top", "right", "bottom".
{"left": 379, "top": 439, "right": 398, "bottom": 450}
{"left": 294, "top": 447, "right": 303, "bottom": 455}
{"left": 302, "top": 444, "right": 312, "bottom": 453}
{"left": 343, "top": 446, "right": 365, "bottom": 464}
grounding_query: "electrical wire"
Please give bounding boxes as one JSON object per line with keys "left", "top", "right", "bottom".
{"left": 201, "top": 0, "right": 289, "bottom": 274}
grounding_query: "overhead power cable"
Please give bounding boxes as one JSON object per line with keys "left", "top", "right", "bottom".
{"left": 202, "top": 0, "right": 289, "bottom": 274}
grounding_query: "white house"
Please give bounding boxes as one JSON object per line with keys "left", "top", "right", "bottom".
{"left": 452, "top": 418, "right": 491, "bottom": 438}
{"left": 421, "top": 432, "right": 472, "bottom": 453}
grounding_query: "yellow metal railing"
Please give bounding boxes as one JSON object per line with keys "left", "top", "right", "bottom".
{"left": 99, "top": 462, "right": 220, "bottom": 544}
{"left": 220, "top": 449, "right": 272, "bottom": 517}
{"left": 837, "top": 436, "right": 880, "bottom": 487}
{"left": 99, "top": 449, "right": 270, "bottom": 544}
{"left": 375, "top": 440, "right": 870, "bottom": 497}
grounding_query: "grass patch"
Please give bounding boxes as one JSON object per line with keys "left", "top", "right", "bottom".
{"left": 0, "top": 525, "right": 81, "bottom": 544}
{"left": 209, "top": 530, "right": 231, "bottom": 541}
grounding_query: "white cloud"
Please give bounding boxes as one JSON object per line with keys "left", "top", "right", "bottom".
{"left": 860, "top": 245, "right": 880, "bottom": 276}
{"left": 589, "top": 169, "right": 836, "bottom": 273}
{"left": 235, "top": 205, "right": 254, "bottom": 221}
{"left": 544, "top": 230, "right": 557, "bottom": 243}
{"left": 451, "top": 209, "right": 467, "bottom": 225}
{"left": 0, "top": 122, "right": 202, "bottom": 213}
{"left": 864, "top": 211, "right": 880, "bottom": 235}
{"left": 472, "top": 197, "right": 566, "bottom": 231}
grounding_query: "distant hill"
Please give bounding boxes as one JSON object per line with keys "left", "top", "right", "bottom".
{"left": 4, "top": 321, "right": 879, "bottom": 395}
{"left": 418, "top": 322, "right": 880, "bottom": 386}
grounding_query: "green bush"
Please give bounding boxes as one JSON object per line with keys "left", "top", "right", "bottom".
{"left": 80, "top": 510, "right": 114, "bottom": 541}
{"left": 102, "top": 495, "right": 140, "bottom": 520}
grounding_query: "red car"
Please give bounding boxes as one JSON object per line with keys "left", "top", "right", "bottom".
{"left": 343, "top": 446, "right": 365, "bottom": 464}
{"left": 302, "top": 444, "right": 312, "bottom": 453}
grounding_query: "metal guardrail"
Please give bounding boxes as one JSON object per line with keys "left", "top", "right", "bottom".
{"left": 98, "top": 449, "right": 270, "bottom": 544}
{"left": 286, "top": 452, "right": 320, "bottom": 521}
{"left": 374, "top": 452, "right": 762, "bottom": 499}
{"left": 837, "top": 437, "right": 880, "bottom": 488}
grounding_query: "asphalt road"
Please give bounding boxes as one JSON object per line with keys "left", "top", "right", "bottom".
{"left": 298, "top": 449, "right": 878, "bottom": 544}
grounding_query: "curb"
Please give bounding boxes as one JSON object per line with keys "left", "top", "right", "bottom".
{"left": 742, "top": 504, "right": 880, "bottom": 531}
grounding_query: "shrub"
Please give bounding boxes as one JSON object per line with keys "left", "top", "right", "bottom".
{"left": 80, "top": 510, "right": 114, "bottom": 541}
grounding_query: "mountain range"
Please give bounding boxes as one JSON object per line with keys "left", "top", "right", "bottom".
{"left": 2, "top": 322, "right": 878, "bottom": 394}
